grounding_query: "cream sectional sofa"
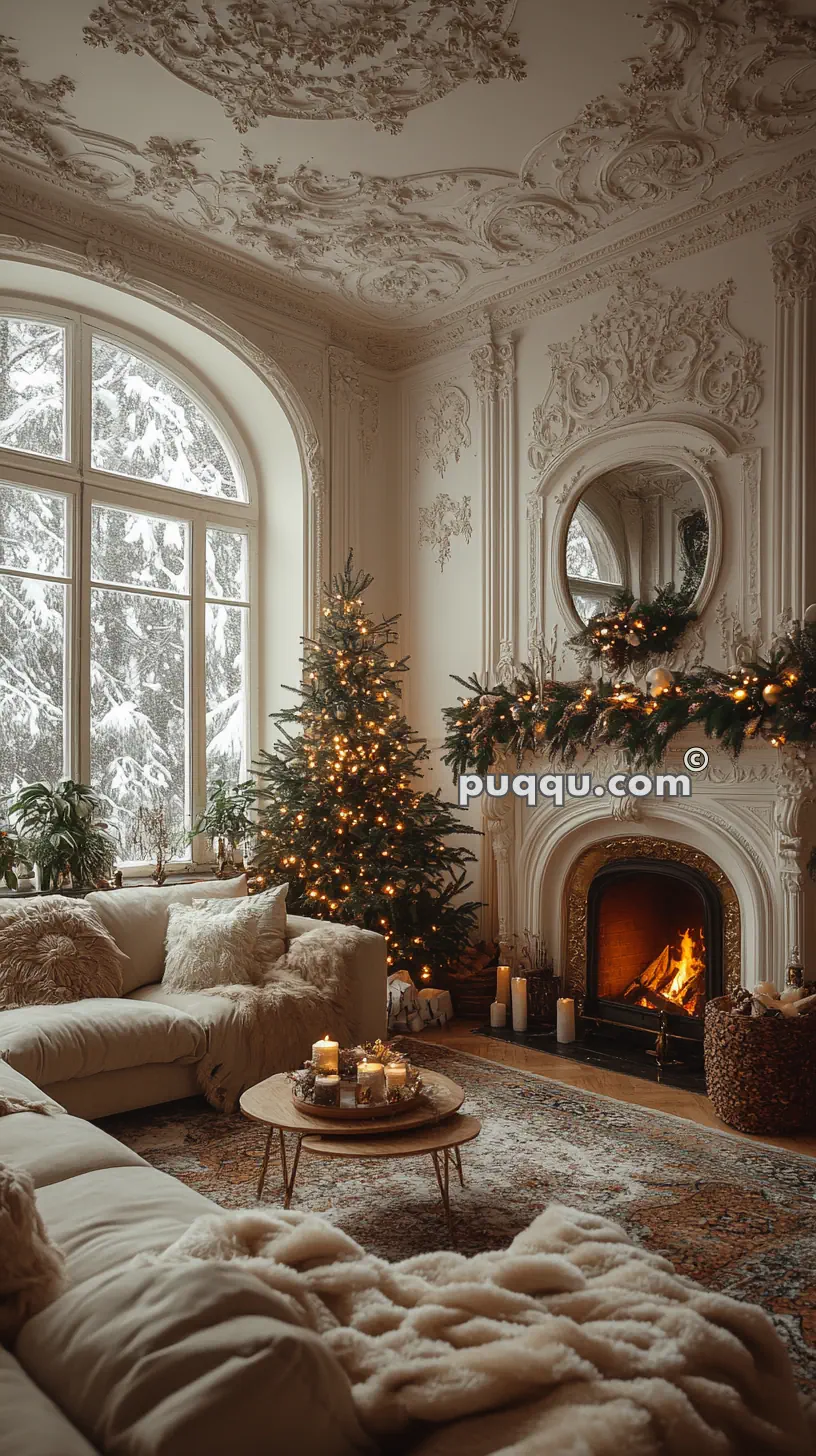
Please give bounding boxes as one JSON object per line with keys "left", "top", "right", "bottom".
{"left": 0, "top": 1058, "right": 368, "bottom": 1456}
{"left": 0, "top": 879, "right": 387, "bottom": 1119}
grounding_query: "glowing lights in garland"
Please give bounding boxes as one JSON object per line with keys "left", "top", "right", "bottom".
{"left": 443, "top": 621, "right": 816, "bottom": 775}
{"left": 569, "top": 586, "right": 696, "bottom": 674}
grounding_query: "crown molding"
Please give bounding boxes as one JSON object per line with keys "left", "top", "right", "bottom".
{"left": 1, "top": 148, "right": 815, "bottom": 375}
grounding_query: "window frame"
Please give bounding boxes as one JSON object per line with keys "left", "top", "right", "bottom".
{"left": 0, "top": 301, "right": 258, "bottom": 875}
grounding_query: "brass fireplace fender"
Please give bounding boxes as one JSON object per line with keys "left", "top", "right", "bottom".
{"left": 563, "top": 836, "right": 741, "bottom": 1002}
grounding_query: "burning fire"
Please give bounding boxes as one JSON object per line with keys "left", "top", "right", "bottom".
{"left": 625, "top": 926, "right": 706, "bottom": 1017}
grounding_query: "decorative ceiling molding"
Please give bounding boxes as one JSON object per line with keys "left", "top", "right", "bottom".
{"left": 770, "top": 215, "right": 816, "bottom": 305}
{"left": 528, "top": 272, "right": 763, "bottom": 474}
{"left": 415, "top": 383, "right": 471, "bottom": 476}
{"left": 418, "top": 491, "right": 473, "bottom": 570}
{"left": 1, "top": 2, "right": 815, "bottom": 330}
{"left": 83, "top": 1, "right": 525, "bottom": 134}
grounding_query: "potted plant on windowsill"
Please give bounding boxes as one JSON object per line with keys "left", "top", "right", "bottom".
{"left": 191, "top": 778, "right": 256, "bottom": 878}
{"left": 8, "top": 780, "right": 118, "bottom": 892}
{"left": 0, "top": 821, "right": 26, "bottom": 890}
{"left": 133, "top": 803, "right": 185, "bottom": 887}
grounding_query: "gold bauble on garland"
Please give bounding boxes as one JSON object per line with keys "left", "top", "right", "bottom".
{"left": 762, "top": 682, "right": 784, "bottom": 706}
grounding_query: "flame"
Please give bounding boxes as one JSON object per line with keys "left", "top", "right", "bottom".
{"left": 635, "top": 926, "right": 706, "bottom": 1016}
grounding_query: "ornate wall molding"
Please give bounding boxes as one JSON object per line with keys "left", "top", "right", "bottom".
{"left": 83, "top": 1, "right": 525, "bottom": 134}
{"left": 527, "top": 272, "right": 763, "bottom": 475}
{"left": 418, "top": 492, "right": 472, "bottom": 572}
{"left": 414, "top": 384, "right": 471, "bottom": 478}
{"left": 769, "top": 215, "right": 816, "bottom": 625}
{"left": 470, "top": 339, "right": 517, "bottom": 683}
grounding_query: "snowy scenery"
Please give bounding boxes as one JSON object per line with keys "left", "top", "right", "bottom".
{"left": 0, "top": 320, "right": 248, "bottom": 864}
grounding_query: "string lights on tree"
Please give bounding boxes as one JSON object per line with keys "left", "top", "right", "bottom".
{"left": 252, "top": 555, "right": 479, "bottom": 983}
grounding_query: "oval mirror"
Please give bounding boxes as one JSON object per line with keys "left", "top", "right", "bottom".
{"left": 564, "top": 463, "right": 710, "bottom": 625}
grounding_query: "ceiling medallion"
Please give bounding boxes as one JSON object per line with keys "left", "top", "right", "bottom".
{"left": 83, "top": 0, "right": 525, "bottom": 133}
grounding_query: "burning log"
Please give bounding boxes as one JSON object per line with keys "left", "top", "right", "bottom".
{"left": 622, "top": 928, "right": 706, "bottom": 1018}
{"left": 622, "top": 979, "right": 684, "bottom": 1017}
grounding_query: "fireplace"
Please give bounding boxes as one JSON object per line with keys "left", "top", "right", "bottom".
{"left": 561, "top": 835, "right": 742, "bottom": 1048}
{"left": 585, "top": 860, "right": 723, "bottom": 1039}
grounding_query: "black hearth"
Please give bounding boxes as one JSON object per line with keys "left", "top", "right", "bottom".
{"left": 585, "top": 858, "right": 723, "bottom": 1041}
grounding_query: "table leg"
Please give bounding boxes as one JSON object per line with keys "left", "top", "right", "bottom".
{"left": 430, "top": 1150, "right": 454, "bottom": 1243}
{"left": 278, "top": 1128, "right": 288, "bottom": 1192}
{"left": 256, "top": 1125, "right": 275, "bottom": 1200}
{"left": 283, "top": 1136, "right": 303, "bottom": 1209}
{"left": 453, "top": 1144, "right": 465, "bottom": 1188}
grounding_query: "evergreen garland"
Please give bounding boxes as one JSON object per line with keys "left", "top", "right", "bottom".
{"left": 568, "top": 585, "right": 696, "bottom": 674}
{"left": 253, "top": 555, "right": 480, "bottom": 982}
{"left": 443, "top": 623, "right": 816, "bottom": 775}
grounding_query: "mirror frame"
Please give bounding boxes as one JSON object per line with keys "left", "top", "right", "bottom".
{"left": 551, "top": 452, "right": 723, "bottom": 635}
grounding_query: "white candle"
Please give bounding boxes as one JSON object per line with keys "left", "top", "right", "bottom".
{"left": 312, "top": 1035, "right": 339, "bottom": 1073}
{"left": 490, "top": 1000, "right": 507, "bottom": 1028}
{"left": 511, "top": 976, "right": 528, "bottom": 1032}
{"left": 496, "top": 965, "right": 511, "bottom": 1007}
{"left": 357, "top": 1061, "right": 385, "bottom": 1102}
{"left": 384, "top": 1063, "right": 408, "bottom": 1092}
{"left": 313, "top": 1074, "right": 340, "bottom": 1106}
{"left": 557, "top": 997, "right": 576, "bottom": 1044}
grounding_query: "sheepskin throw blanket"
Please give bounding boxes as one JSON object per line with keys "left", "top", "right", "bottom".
{"left": 151, "top": 1203, "right": 812, "bottom": 1456}
{"left": 0, "top": 1164, "right": 65, "bottom": 1345}
{"left": 0, "top": 897, "right": 127, "bottom": 1009}
{"left": 191, "top": 924, "right": 360, "bottom": 1111}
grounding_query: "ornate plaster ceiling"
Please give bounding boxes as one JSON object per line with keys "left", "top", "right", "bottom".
{"left": 0, "top": 0, "right": 815, "bottom": 331}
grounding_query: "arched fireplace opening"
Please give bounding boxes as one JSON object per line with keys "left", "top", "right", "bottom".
{"left": 586, "top": 860, "right": 723, "bottom": 1041}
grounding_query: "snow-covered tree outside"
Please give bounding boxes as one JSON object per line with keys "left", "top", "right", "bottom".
{"left": 0, "top": 317, "right": 66, "bottom": 460}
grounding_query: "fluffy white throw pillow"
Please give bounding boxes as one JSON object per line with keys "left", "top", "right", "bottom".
{"left": 162, "top": 902, "right": 259, "bottom": 993}
{"left": 0, "top": 1163, "right": 65, "bottom": 1345}
{"left": 191, "top": 884, "right": 289, "bottom": 974}
{"left": 0, "top": 898, "right": 128, "bottom": 1009}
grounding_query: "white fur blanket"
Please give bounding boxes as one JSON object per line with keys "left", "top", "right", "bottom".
{"left": 192, "top": 925, "right": 359, "bottom": 1111}
{"left": 149, "top": 1203, "right": 812, "bottom": 1455}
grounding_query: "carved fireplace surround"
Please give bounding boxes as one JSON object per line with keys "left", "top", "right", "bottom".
{"left": 483, "top": 735, "right": 816, "bottom": 997}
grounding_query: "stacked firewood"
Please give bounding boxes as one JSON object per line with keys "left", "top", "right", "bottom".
{"left": 447, "top": 941, "right": 499, "bottom": 1019}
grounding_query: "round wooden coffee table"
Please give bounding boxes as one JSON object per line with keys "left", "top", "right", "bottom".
{"left": 240, "top": 1069, "right": 466, "bottom": 1210}
{"left": 301, "top": 1115, "right": 481, "bottom": 1240}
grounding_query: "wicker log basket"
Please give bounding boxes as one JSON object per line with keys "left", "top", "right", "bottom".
{"left": 704, "top": 995, "right": 816, "bottom": 1134}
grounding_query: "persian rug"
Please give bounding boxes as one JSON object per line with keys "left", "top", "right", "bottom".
{"left": 100, "top": 1039, "right": 816, "bottom": 1401}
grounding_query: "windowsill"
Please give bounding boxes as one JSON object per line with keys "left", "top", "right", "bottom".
{"left": 0, "top": 868, "right": 226, "bottom": 899}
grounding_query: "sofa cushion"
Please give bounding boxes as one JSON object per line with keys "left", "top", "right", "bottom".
{"left": 0, "top": 1057, "right": 64, "bottom": 1111}
{"left": 16, "top": 1262, "right": 366, "bottom": 1456}
{"left": 0, "top": 998, "right": 206, "bottom": 1086}
{"left": 162, "top": 900, "right": 258, "bottom": 992}
{"left": 0, "top": 897, "right": 128, "bottom": 1008}
{"left": 34, "top": 1165, "right": 216, "bottom": 1286}
{"left": 0, "top": 1109, "right": 145, "bottom": 1189}
{"left": 85, "top": 876, "right": 248, "bottom": 994}
{"left": 0, "top": 1348, "right": 98, "bottom": 1456}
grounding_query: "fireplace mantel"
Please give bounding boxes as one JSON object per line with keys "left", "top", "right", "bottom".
{"left": 482, "top": 733, "right": 816, "bottom": 991}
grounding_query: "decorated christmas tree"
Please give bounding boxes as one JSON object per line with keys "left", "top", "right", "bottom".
{"left": 253, "top": 556, "right": 480, "bottom": 982}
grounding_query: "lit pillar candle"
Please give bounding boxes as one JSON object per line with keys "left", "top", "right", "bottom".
{"left": 511, "top": 977, "right": 528, "bottom": 1032}
{"left": 490, "top": 1000, "right": 507, "bottom": 1028}
{"left": 357, "top": 1061, "right": 385, "bottom": 1102}
{"left": 384, "top": 1063, "right": 408, "bottom": 1093}
{"left": 312, "top": 1035, "right": 339, "bottom": 1073}
{"left": 313, "top": 1074, "right": 340, "bottom": 1106}
{"left": 496, "top": 965, "right": 512, "bottom": 1007}
{"left": 557, "top": 997, "right": 576, "bottom": 1044}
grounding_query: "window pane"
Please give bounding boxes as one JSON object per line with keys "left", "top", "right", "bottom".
{"left": 91, "top": 338, "right": 241, "bottom": 499}
{"left": 206, "top": 527, "right": 247, "bottom": 601}
{"left": 206, "top": 602, "right": 246, "bottom": 786}
{"left": 566, "top": 518, "right": 600, "bottom": 581}
{"left": 0, "top": 481, "right": 67, "bottom": 577}
{"left": 0, "top": 574, "right": 66, "bottom": 794}
{"left": 91, "top": 503, "right": 188, "bottom": 594}
{"left": 91, "top": 587, "right": 187, "bottom": 861}
{"left": 0, "top": 317, "right": 66, "bottom": 461}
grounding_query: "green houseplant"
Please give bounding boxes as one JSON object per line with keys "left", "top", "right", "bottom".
{"left": 9, "top": 779, "right": 118, "bottom": 891}
{"left": 191, "top": 778, "right": 256, "bottom": 877}
{"left": 0, "top": 821, "right": 26, "bottom": 890}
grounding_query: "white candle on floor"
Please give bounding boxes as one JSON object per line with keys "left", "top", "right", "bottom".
{"left": 557, "top": 997, "right": 576, "bottom": 1044}
{"left": 490, "top": 1000, "right": 507, "bottom": 1028}
{"left": 312, "top": 1035, "right": 339, "bottom": 1073}
{"left": 511, "top": 977, "right": 528, "bottom": 1032}
{"left": 496, "top": 965, "right": 511, "bottom": 1007}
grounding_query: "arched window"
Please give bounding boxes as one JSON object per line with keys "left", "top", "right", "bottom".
{"left": 566, "top": 505, "right": 624, "bottom": 624}
{"left": 0, "top": 308, "right": 253, "bottom": 865}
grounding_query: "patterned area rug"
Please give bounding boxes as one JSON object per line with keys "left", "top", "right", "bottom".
{"left": 100, "top": 1039, "right": 816, "bottom": 1399}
